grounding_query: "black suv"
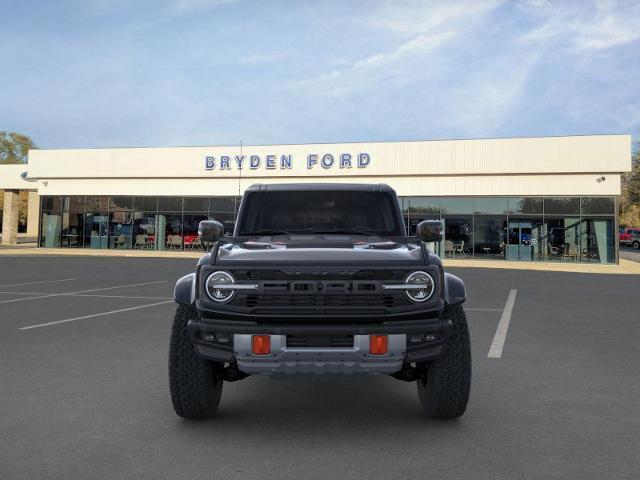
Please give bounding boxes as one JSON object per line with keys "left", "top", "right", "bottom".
{"left": 170, "top": 183, "right": 470, "bottom": 419}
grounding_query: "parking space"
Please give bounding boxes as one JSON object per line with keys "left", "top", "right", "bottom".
{"left": 1, "top": 255, "right": 639, "bottom": 479}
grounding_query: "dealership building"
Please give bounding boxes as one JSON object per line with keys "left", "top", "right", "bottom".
{"left": 0, "top": 134, "right": 632, "bottom": 263}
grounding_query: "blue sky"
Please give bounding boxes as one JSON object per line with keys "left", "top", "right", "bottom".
{"left": 1, "top": 0, "right": 639, "bottom": 149}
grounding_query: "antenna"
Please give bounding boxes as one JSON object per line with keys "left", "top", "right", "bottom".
{"left": 234, "top": 140, "right": 243, "bottom": 226}
{"left": 238, "top": 140, "right": 243, "bottom": 197}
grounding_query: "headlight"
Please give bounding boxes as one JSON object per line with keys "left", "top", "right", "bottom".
{"left": 205, "top": 271, "right": 236, "bottom": 303}
{"left": 404, "top": 271, "right": 435, "bottom": 303}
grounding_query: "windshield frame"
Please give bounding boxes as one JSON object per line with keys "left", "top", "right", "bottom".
{"left": 234, "top": 189, "right": 406, "bottom": 237}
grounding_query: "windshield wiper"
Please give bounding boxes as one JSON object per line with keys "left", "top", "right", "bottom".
{"left": 238, "top": 229, "right": 291, "bottom": 236}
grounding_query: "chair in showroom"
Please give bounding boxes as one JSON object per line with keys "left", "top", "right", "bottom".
{"left": 114, "top": 235, "right": 127, "bottom": 249}
{"left": 188, "top": 237, "right": 202, "bottom": 250}
{"left": 170, "top": 235, "right": 183, "bottom": 250}
{"left": 452, "top": 240, "right": 466, "bottom": 257}
{"left": 444, "top": 240, "right": 454, "bottom": 258}
{"left": 134, "top": 234, "right": 146, "bottom": 249}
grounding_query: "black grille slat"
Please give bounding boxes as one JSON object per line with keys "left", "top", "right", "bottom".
{"left": 231, "top": 270, "right": 409, "bottom": 281}
{"left": 244, "top": 294, "right": 398, "bottom": 307}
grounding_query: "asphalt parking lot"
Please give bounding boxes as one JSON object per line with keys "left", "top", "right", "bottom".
{"left": 1, "top": 256, "right": 639, "bottom": 480}
{"left": 620, "top": 245, "right": 640, "bottom": 263}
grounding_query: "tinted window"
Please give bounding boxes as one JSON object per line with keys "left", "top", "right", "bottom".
{"left": 209, "top": 196, "right": 238, "bottom": 213}
{"left": 407, "top": 197, "right": 442, "bottom": 215}
{"left": 134, "top": 196, "right": 158, "bottom": 211}
{"left": 544, "top": 197, "right": 580, "bottom": 215}
{"left": 110, "top": 196, "right": 133, "bottom": 211}
{"left": 474, "top": 198, "right": 508, "bottom": 215}
{"left": 84, "top": 196, "right": 109, "bottom": 213}
{"left": 183, "top": 197, "right": 209, "bottom": 212}
{"left": 440, "top": 198, "right": 473, "bottom": 215}
{"left": 508, "top": 198, "right": 543, "bottom": 215}
{"left": 238, "top": 191, "right": 404, "bottom": 235}
{"left": 158, "top": 197, "right": 183, "bottom": 211}
{"left": 581, "top": 197, "right": 614, "bottom": 215}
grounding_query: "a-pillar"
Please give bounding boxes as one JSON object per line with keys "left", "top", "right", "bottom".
{"left": 26, "top": 190, "right": 40, "bottom": 239}
{"left": 1, "top": 189, "right": 20, "bottom": 245}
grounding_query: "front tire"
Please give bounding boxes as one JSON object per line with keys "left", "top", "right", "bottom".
{"left": 417, "top": 304, "right": 471, "bottom": 419}
{"left": 169, "top": 304, "right": 224, "bottom": 419}
{"left": 633, "top": 241, "right": 640, "bottom": 250}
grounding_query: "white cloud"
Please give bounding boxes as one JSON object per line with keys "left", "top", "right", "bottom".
{"left": 297, "top": 0, "right": 505, "bottom": 96}
{"left": 298, "top": 31, "right": 455, "bottom": 95}
{"left": 519, "top": 0, "right": 640, "bottom": 51}
{"left": 369, "top": 0, "right": 505, "bottom": 35}
{"left": 440, "top": 52, "right": 542, "bottom": 136}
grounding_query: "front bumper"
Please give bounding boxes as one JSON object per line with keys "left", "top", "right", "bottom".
{"left": 233, "top": 334, "right": 406, "bottom": 376}
{"left": 188, "top": 316, "right": 451, "bottom": 376}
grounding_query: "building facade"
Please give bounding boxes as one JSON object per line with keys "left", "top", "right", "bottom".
{"left": 0, "top": 135, "right": 632, "bottom": 263}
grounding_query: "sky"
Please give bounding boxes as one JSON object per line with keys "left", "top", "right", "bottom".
{"left": 1, "top": 0, "right": 639, "bottom": 149}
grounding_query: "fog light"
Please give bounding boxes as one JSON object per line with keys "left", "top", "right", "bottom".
{"left": 203, "top": 332, "right": 216, "bottom": 341}
{"left": 216, "top": 333, "right": 230, "bottom": 344}
{"left": 252, "top": 335, "right": 271, "bottom": 355}
{"left": 369, "top": 335, "right": 388, "bottom": 355}
{"left": 424, "top": 334, "right": 438, "bottom": 342}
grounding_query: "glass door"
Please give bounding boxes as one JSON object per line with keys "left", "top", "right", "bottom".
{"left": 507, "top": 222, "right": 538, "bottom": 261}
{"left": 85, "top": 214, "right": 109, "bottom": 249}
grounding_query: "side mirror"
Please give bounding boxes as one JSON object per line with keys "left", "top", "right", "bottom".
{"left": 416, "top": 220, "right": 442, "bottom": 243}
{"left": 198, "top": 220, "right": 225, "bottom": 243}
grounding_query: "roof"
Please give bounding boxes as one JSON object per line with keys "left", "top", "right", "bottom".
{"left": 245, "top": 183, "right": 397, "bottom": 193}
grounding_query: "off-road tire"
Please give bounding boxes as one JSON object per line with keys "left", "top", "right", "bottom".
{"left": 417, "top": 304, "right": 471, "bottom": 419}
{"left": 169, "top": 304, "right": 224, "bottom": 419}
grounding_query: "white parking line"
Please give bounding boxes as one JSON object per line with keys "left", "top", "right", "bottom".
{"left": 0, "top": 278, "right": 79, "bottom": 288}
{"left": 18, "top": 300, "right": 174, "bottom": 330}
{"left": 0, "top": 291, "right": 171, "bottom": 300}
{"left": 466, "top": 308, "right": 502, "bottom": 312}
{"left": 488, "top": 289, "right": 518, "bottom": 359}
{"left": 0, "top": 280, "right": 168, "bottom": 304}
{"left": 65, "top": 293, "right": 173, "bottom": 300}
{"left": 0, "top": 291, "right": 40, "bottom": 296}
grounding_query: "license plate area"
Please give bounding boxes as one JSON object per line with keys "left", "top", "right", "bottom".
{"left": 286, "top": 335, "right": 354, "bottom": 348}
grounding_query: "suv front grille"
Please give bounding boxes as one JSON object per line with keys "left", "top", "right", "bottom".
{"left": 225, "top": 275, "right": 413, "bottom": 313}
{"left": 243, "top": 293, "right": 398, "bottom": 308}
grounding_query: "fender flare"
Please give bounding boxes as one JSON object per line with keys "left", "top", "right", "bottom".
{"left": 443, "top": 272, "right": 466, "bottom": 306}
{"left": 174, "top": 273, "right": 196, "bottom": 306}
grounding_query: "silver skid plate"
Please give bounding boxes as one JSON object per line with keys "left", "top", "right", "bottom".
{"left": 234, "top": 334, "right": 406, "bottom": 376}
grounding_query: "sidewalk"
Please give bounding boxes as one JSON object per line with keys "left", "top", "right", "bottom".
{"left": 0, "top": 245, "right": 639, "bottom": 274}
{"left": 442, "top": 257, "right": 640, "bottom": 275}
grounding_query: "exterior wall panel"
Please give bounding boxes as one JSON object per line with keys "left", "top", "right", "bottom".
{"left": 25, "top": 135, "right": 631, "bottom": 181}
{"left": 37, "top": 173, "right": 622, "bottom": 197}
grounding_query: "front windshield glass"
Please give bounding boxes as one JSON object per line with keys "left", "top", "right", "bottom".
{"left": 237, "top": 190, "right": 405, "bottom": 236}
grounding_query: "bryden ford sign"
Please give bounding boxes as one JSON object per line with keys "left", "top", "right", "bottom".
{"left": 205, "top": 153, "right": 371, "bottom": 171}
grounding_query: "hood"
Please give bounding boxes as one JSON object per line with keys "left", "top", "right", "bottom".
{"left": 216, "top": 234, "right": 425, "bottom": 266}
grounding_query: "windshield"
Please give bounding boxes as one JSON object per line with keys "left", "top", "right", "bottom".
{"left": 237, "top": 190, "right": 405, "bottom": 236}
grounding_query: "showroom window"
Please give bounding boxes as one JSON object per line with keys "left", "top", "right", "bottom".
{"left": 399, "top": 196, "right": 616, "bottom": 263}
{"left": 40, "top": 195, "right": 616, "bottom": 262}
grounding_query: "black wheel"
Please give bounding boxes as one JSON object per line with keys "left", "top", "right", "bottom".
{"left": 169, "top": 304, "right": 224, "bottom": 419}
{"left": 633, "top": 241, "right": 640, "bottom": 250}
{"left": 417, "top": 304, "right": 471, "bottom": 419}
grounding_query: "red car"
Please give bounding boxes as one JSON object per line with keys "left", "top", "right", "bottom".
{"left": 619, "top": 227, "right": 640, "bottom": 249}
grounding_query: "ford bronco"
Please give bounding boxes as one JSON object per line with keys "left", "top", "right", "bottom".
{"left": 169, "top": 183, "right": 471, "bottom": 419}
